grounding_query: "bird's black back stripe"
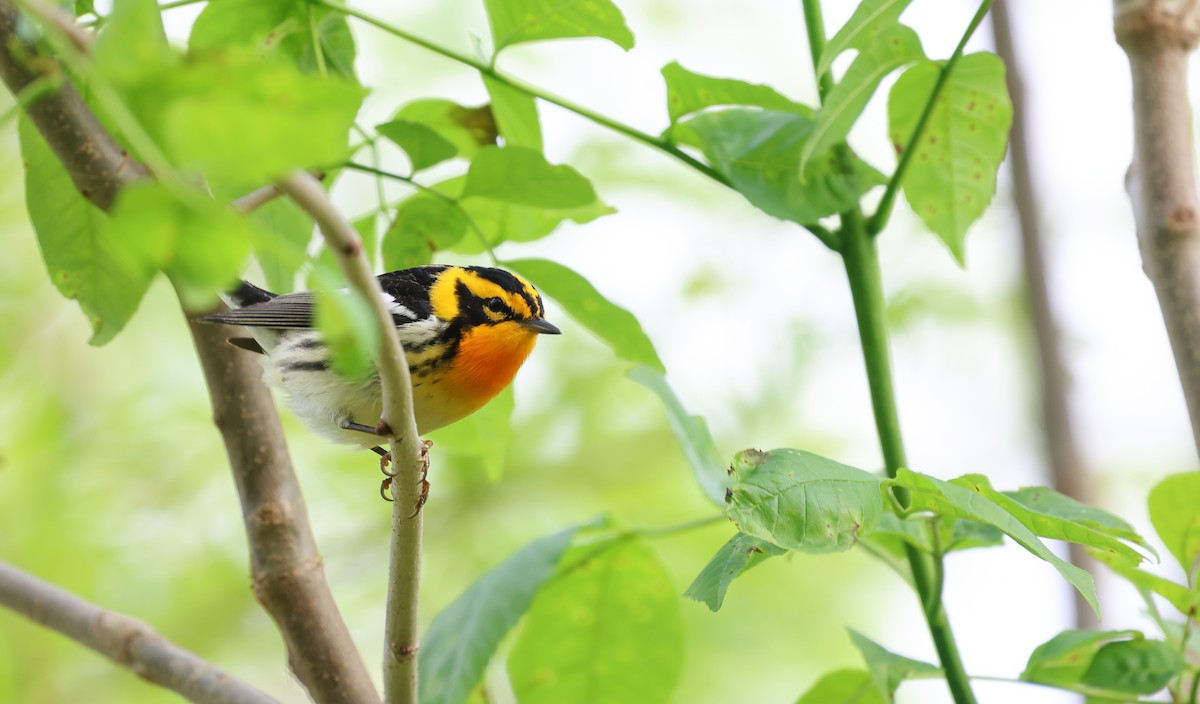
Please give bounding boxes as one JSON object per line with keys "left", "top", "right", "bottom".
{"left": 281, "top": 359, "right": 329, "bottom": 372}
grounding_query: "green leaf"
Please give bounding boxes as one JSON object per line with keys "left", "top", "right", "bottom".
{"left": 1081, "top": 639, "right": 1184, "bottom": 694}
{"left": 799, "top": 23, "right": 923, "bottom": 173}
{"left": 890, "top": 469, "right": 1099, "bottom": 615}
{"left": 107, "top": 185, "right": 253, "bottom": 311}
{"left": 189, "top": 0, "right": 358, "bottom": 79}
{"left": 391, "top": 99, "right": 497, "bottom": 159}
{"left": 626, "top": 366, "right": 726, "bottom": 505}
{"left": 154, "top": 55, "right": 366, "bottom": 186}
{"left": 19, "top": 116, "right": 120, "bottom": 344}
{"left": 382, "top": 196, "right": 468, "bottom": 270}
{"left": 463, "top": 147, "right": 596, "bottom": 208}
{"left": 484, "top": 0, "right": 634, "bottom": 54}
{"left": 506, "top": 258, "right": 663, "bottom": 371}
{"left": 888, "top": 53, "right": 1013, "bottom": 264}
{"left": 419, "top": 525, "right": 579, "bottom": 704}
{"left": 428, "top": 387, "right": 515, "bottom": 480}
{"left": 1005, "top": 486, "right": 1151, "bottom": 553}
{"left": 848, "top": 630, "right": 940, "bottom": 701}
{"left": 864, "top": 513, "right": 1002, "bottom": 556}
{"left": 314, "top": 285, "right": 378, "bottom": 379}
{"left": 684, "top": 532, "right": 785, "bottom": 612}
{"left": 376, "top": 120, "right": 458, "bottom": 172}
{"left": 661, "top": 62, "right": 809, "bottom": 124}
{"left": 795, "top": 670, "right": 884, "bottom": 704}
{"left": 1148, "top": 472, "right": 1200, "bottom": 575}
{"left": 817, "top": 0, "right": 915, "bottom": 78}
{"left": 951, "top": 475, "right": 1147, "bottom": 565}
{"left": 1090, "top": 549, "right": 1200, "bottom": 617}
{"left": 353, "top": 212, "right": 379, "bottom": 272}
{"left": 452, "top": 195, "right": 614, "bottom": 253}
{"left": 248, "top": 197, "right": 312, "bottom": 294}
{"left": 508, "top": 538, "right": 682, "bottom": 704}
{"left": 673, "top": 109, "right": 885, "bottom": 225}
{"left": 1021, "top": 630, "right": 1143, "bottom": 689}
{"left": 726, "top": 449, "right": 884, "bottom": 554}
{"left": 483, "top": 76, "right": 543, "bottom": 151}
{"left": 94, "top": 0, "right": 174, "bottom": 84}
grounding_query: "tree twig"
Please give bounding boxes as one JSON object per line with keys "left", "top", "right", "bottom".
{"left": 0, "top": 562, "right": 280, "bottom": 704}
{"left": 1115, "top": 1, "right": 1200, "bottom": 459}
{"left": 276, "top": 170, "right": 425, "bottom": 704}
{"left": 0, "top": 3, "right": 379, "bottom": 701}
{"left": 991, "top": 0, "right": 1095, "bottom": 629}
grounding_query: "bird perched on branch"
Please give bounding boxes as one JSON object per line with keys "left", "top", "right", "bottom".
{"left": 202, "top": 265, "right": 560, "bottom": 500}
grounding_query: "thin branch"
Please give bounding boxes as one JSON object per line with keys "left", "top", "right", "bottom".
{"left": 17, "top": 0, "right": 93, "bottom": 53}
{"left": 1115, "top": 1, "right": 1200, "bottom": 458}
{"left": 867, "top": 0, "right": 995, "bottom": 236}
{"left": 276, "top": 170, "right": 425, "bottom": 704}
{"left": 0, "top": 3, "right": 379, "bottom": 701}
{"left": 188, "top": 315, "right": 382, "bottom": 704}
{"left": 991, "top": 0, "right": 1096, "bottom": 629}
{"left": 0, "top": 562, "right": 280, "bottom": 704}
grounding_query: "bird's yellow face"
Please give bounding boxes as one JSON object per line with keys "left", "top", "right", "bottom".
{"left": 428, "top": 267, "right": 559, "bottom": 405}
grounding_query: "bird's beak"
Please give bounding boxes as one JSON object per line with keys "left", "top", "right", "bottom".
{"left": 521, "top": 317, "right": 562, "bottom": 335}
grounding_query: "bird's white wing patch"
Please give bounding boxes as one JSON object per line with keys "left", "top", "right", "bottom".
{"left": 380, "top": 291, "right": 419, "bottom": 320}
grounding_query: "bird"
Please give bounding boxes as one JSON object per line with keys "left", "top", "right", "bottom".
{"left": 201, "top": 265, "right": 561, "bottom": 457}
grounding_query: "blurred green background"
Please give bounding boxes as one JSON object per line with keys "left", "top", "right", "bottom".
{"left": 1, "top": 1, "right": 1197, "bottom": 703}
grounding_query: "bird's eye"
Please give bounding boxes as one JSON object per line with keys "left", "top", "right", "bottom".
{"left": 484, "top": 297, "right": 507, "bottom": 313}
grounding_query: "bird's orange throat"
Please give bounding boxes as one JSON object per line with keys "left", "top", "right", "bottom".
{"left": 447, "top": 322, "right": 539, "bottom": 403}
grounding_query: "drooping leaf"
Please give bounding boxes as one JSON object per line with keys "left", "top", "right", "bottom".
{"left": 508, "top": 538, "right": 682, "bottom": 704}
{"left": 661, "top": 62, "right": 809, "bottom": 124}
{"left": 390, "top": 99, "right": 497, "bottom": 159}
{"left": 684, "top": 532, "right": 785, "bottom": 612}
{"left": 817, "top": 0, "right": 916, "bottom": 78}
{"left": 951, "top": 475, "right": 1148, "bottom": 564}
{"left": 1090, "top": 549, "right": 1200, "bottom": 617}
{"left": 890, "top": 469, "right": 1098, "bottom": 615}
{"left": 887, "top": 53, "right": 1013, "bottom": 264}
{"left": 505, "top": 258, "right": 663, "bottom": 371}
{"left": 483, "top": 75, "right": 543, "bottom": 151}
{"left": 420, "top": 525, "right": 579, "bottom": 704}
{"left": 626, "top": 365, "right": 725, "bottom": 505}
{"left": 1021, "top": 630, "right": 1143, "bottom": 689}
{"left": 1005, "top": 486, "right": 1150, "bottom": 552}
{"left": 382, "top": 195, "right": 468, "bottom": 270}
{"left": 484, "top": 0, "right": 634, "bottom": 53}
{"left": 795, "top": 669, "right": 884, "bottom": 704}
{"left": 1081, "top": 639, "right": 1184, "bottom": 694}
{"left": 726, "top": 449, "right": 884, "bottom": 554}
{"left": 672, "top": 109, "right": 885, "bottom": 225}
{"left": 462, "top": 147, "right": 596, "bottom": 208}
{"left": 376, "top": 120, "right": 458, "bottom": 172}
{"left": 189, "top": 0, "right": 358, "bottom": 79}
{"left": 799, "top": 23, "right": 923, "bottom": 172}
{"left": 428, "top": 387, "right": 515, "bottom": 480}
{"left": 1148, "top": 472, "right": 1200, "bottom": 575}
{"left": 848, "top": 630, "right": 940, "bottom": 701}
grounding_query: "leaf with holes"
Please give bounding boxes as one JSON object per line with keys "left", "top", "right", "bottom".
{"left": 726, "top": 449, "right": 883, "bottom": 554}
{"left": 799, "top": 23, "right": 923, "bottom": 172}
{"left": 888, "top": 53, "right": 1012, "bottom": 263}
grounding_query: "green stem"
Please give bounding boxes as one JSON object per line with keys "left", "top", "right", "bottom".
{"left": 801, "top": 1, "right": 978, "bottom": 702}
{"left": 867, "top": 0, "right": 995, "bottom": 236}
{"left": 318, "top": 0, "right": 729, "bottom": 187}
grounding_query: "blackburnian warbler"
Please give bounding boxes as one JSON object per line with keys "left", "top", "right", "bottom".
{"left": 202, "top": 265, "right": 560, "bottom": 450}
